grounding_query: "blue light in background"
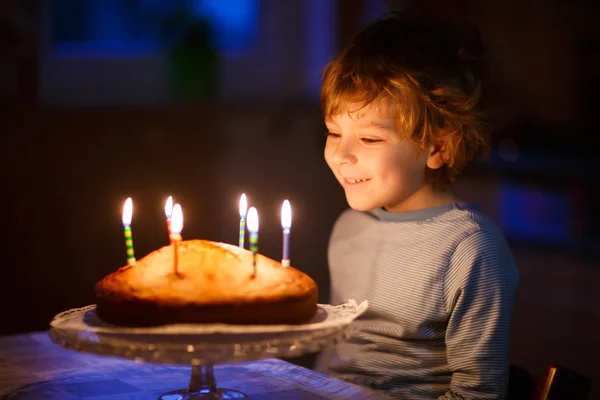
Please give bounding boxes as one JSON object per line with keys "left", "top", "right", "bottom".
{"left": 304, "top": 0, "right": 336, "bottom": 98}
{"left": 498, "top": 182, "right": 572, "bottom": 244}
{"left": 192, "top": 0, "right": 259, "bottom": 55}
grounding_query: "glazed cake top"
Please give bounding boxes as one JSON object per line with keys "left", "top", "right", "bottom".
{"left": 95, "top": 240, "right": 317, "bottom": 306}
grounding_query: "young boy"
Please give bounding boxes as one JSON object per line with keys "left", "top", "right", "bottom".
{"left": 315, "top": 12, "right": 519, "bottom": 400}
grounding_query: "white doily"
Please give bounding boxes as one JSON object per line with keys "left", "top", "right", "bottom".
{"left": 49, "top": 300, "right": 368, "bottom": 364}
{"left": 50, "top": 299, "right": 368, "bottom": 335}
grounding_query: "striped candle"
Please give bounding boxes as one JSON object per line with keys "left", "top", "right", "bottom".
{"left": 247, "top": 207, "right": 259, "bottom": 277}
{"left": 122, "top": 197, "right": 135, "bottom": 266}
{"left": 281, "top": 200, "right": 292, "bottom": 267}
{"left": 238, "top": 193, "right": 247, "bottom": 248}
{"left": 170, "top": 203, "right": 184, "bottom": 276}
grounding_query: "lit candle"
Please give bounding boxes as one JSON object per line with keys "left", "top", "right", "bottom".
{"left": 122, "top": 197, "right": 135, "bottom": 266}
{"left": 247, "top": 206, "right": 259, "bottom": 277}
{"left": 165, "top": 196, "right": 173, "bottom": 243}
{"left": 238, "top": 193, "right": 247, "bottom": 248}
{"left": 281, "top": 199, "right": 292, "bottom": 267}
{"left": 170, "top": 203, "right": 184, "bottom": 276}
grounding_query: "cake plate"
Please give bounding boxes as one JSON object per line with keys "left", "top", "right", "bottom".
{"left": 49, "top": 300, "right": 368, "bottom": 400}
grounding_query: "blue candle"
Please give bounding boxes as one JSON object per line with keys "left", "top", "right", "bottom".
{"left": 281, "top": 200, "right": 292, "bottom": 267}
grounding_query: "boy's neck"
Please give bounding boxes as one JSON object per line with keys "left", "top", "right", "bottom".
{"left": 384, "top": 184, "right": 458, "bottom": 213}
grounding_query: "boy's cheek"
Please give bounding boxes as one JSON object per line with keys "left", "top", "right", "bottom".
{"left": 323, "top": 154, "right": 339, "bottom": 180}
{"left": 323, "top": 148, "right": 334, "bottom": 168}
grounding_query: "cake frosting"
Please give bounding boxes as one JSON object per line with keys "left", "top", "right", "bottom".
{"left": 95, "top": 240, "right": 318, "bottom": 326}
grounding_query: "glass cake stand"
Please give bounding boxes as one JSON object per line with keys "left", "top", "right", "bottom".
{"left": 49, "top": 300, "right": 368, "bottom": 400}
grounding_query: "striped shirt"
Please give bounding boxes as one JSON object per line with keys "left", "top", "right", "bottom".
{"left": 315, "top": 203, "right": 519, "bottom": 399}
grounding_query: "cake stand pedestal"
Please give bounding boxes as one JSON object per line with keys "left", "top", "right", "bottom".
{"left": 158, "top": 364, "right": 244, "bottom": 399}
{"left": 49, "top": 301, "right": 367, "bottom": 400}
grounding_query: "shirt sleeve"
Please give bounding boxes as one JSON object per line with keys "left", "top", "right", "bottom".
{"left": 439, "top": 229, "right": 519, "bottom": 400}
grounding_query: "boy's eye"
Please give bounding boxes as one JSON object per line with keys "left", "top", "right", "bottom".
{"left": 325, "top": 132, "right": 341, "bottom": 138}
{"left": 361, "top": 137, "right": 382, "bottom": 144}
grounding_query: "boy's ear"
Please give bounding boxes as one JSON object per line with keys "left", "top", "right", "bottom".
{"left": 426, "top": 143, "right": 446, "bottom": 170}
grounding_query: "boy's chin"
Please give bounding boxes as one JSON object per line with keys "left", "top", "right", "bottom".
{"left": 346, "top": 197, "right": 379, "bottom": 212}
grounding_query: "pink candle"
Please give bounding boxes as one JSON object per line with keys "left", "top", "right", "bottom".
{"left": 165, "top": 196, "right": 173, "bottom": 244}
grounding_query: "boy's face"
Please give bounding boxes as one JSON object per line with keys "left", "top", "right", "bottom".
{"left": 324, "top": 103, "right": 432, "bottom": 212}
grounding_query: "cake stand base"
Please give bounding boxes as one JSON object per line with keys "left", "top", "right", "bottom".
{"left": 158, "top": 388, "right": 247, "bottom": 400}
{"left": 157, "top": 364, "right": 248, "bottom": 400}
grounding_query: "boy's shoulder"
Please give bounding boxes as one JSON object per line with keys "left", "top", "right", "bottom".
{"left": 433, "top": 204, "right": 505, "bottom": 239}
{"left": 433, "top": 206, "right": 516, "bottom": 267}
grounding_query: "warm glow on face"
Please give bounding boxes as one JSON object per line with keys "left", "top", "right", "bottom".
{"left": 165, "top": 196, "right": 173, "bottom": 218}
{"left": 239, "top": 193, "right": 248, "bottom": 218}
{"left": 122, "top": 197, "right": 133, "bottom": 226}
{"left": 247, "top": 207, "right": 259, "bottom": 233}
{"left": 324, "top": 103, "right": 430, "bottom": 212}
{"left": 281, "top": 200, "right": 291, "bottom": 229}
{"left": 171, "top": 204, "right": 184, "bottom": 234}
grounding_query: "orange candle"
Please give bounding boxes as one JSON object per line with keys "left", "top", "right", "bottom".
{"left": 170, "top": 203, "right": 183, "bottom": 275}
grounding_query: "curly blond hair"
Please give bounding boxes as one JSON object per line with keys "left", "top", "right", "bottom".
{"left": 321, "top": 12, "right": 489, "bottom": 189}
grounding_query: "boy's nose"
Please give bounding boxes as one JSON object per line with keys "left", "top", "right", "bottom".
{"left": 332, "top": 141, "right": 357, "bottom": 165}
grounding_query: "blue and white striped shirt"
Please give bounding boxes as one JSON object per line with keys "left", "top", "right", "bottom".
{"left": 316, "top": 203, "right": 519, "bottom": 399}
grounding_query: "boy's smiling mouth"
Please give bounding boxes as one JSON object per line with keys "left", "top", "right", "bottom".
{"left": 343, "top": 178, "right": 371, "bottom": 185}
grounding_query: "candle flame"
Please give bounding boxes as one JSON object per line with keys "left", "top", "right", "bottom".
{"left": 165, "top": 196, "right": 173, "bottom": 218}
{"left": 239, "top": 193, "right": 248, "bottom": 218}
{"left": 122, "top": 197, "right": 133, "bottom": 226}
{"left": 281, "top": 200, "right": 292, "bottom": 229}
{"left": 247, "top": 207, "right": 259, "bottom": 233}
{"left": 171, "top": 203, "right": 184, "bottom": 235}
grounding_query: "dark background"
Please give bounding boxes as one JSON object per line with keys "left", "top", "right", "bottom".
{"left": 2, "top": 0, "right": 599, "bottom": 397}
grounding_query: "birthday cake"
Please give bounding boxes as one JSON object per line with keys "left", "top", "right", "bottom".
{"left": 94, "top": 240, "right": 318, "bottom": 326}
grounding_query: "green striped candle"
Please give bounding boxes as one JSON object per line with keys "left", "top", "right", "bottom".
{"left": 122, "top": 197, "right": 136, "bottom": 266}
{"left": 247, "top": 207, "right": 259, "bottom": 277}
{"left": 238, "top": 193, "right": 247, "bottom": 248}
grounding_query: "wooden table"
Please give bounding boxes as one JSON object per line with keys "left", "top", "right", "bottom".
{"left": 0, "top": 331, "right": 391, "bottom": 399}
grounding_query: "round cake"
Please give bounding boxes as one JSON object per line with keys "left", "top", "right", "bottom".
{"left": 95, "top": 240, "right": 318, "bottom": 326}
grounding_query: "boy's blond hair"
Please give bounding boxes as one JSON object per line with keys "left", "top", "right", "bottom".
{"left": 321, "top": 12, "right": 489, "bottom": 189}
